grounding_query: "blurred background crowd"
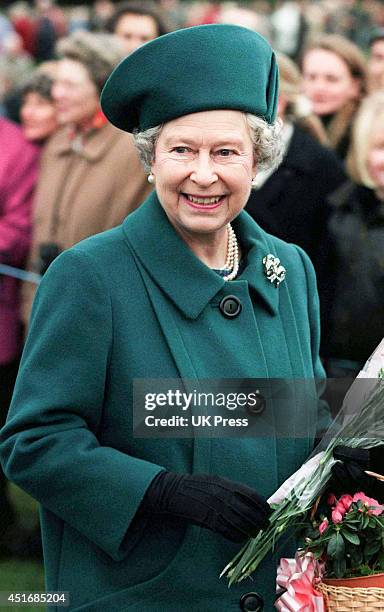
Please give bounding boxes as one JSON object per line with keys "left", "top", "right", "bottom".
{"left": 0, "top": 0, "right": 384, "bottom": 570}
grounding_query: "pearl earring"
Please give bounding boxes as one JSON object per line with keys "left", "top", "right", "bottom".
{"left": 147, "top": 173, "right": 155, "bottom": 184}
{"left": 251, "top": 177, "right": 258, "bottom": 187}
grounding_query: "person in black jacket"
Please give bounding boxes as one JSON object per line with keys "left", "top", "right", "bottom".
{"left": 246, "top": 53, "right": 346, "bottom": 350}
{"left": 323, "top": 92, "right": 384, "bottom": 378}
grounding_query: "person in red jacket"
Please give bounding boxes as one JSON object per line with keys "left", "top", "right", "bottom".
{"left": 0, "top": 117, "right": 40, "bottom": 558}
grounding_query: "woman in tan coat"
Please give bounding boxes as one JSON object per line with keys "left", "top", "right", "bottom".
{"left": 22, "top": 31, "right": 151, "bottom": 324}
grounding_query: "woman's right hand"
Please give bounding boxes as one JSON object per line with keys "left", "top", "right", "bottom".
{"left": 140, "top": 471, "right": 272, "bottom": 543}
{"left": 331, "top": 445, "right": 384, "bottom": 499}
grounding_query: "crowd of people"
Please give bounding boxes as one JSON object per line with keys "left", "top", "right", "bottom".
{"left": 0, "top": 0, "right": 383, "bottom": 594}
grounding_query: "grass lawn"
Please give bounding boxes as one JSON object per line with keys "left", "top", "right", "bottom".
{"left": 0, "top": 484, "right": 45, "bottom": 611}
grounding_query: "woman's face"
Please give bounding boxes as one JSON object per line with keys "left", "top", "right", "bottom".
{"left": 21, "top": 91, "right": 57, "bottom": 143}
{"left": 151, "top": 110, "right": 256, "bottom": 243}
{"left": 114, "top": 13, "right": 159, "bottom": 55}
{"left": 302, "top": 48, "right": 360, "bottom": 116}
{"left": 52, "top": 58, "right": 100, "bottom": 127}
{"left": 367, "top": 121, "right": 384, "bottom": 189}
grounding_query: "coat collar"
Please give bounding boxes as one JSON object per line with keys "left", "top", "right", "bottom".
{"left": 50, "top": 123, "right": 121, "bottom": 161}
{"left": 123, "top": 192, "right": 280, "bottom": 318}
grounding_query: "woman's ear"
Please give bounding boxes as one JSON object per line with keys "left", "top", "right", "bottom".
{"left": 277, "top": 94, "right": 288, "bottom": 119}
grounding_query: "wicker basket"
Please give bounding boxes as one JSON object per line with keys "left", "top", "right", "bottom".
{"left": 318, "top": 580, "right": 384, "bottom": 611}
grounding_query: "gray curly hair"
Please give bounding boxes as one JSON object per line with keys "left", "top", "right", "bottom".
{"left": 56, "top": 31, "right": 125, "bottom": 93}
{"left": 133, "top": 114, "right": 283, "bottom": 186}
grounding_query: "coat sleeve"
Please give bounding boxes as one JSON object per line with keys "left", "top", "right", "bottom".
{"left": 0, "top": 142, "right": 38, "bottom": 265}
{"left": 0, "top": 248, "right": 165, "bottom": 560}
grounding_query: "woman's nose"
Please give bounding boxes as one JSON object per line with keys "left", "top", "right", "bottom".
{"left": 52, "top": 83, "right": 66, "bottom": 102}
{"left": 21, "top": 107, "right": 32, "bottom": 120}
{"left": 190, "top": 153, "right": 218, "bottom": 186}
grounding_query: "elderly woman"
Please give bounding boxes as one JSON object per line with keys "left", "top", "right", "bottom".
{"left": 20, "top": 69, "right": 58, "bottom": 144}
{"left": 0, "top": 26, "right": 328, "bottom": 611}
{"left": 20, "top": 30, "right": 151, "bottom": 326}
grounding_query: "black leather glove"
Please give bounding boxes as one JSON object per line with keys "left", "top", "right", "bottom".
{"left": 331, "top": 445, "right": 384, "bottom": 499}
{"left": 141, "top": 471, "right": 272, "bottom": 543}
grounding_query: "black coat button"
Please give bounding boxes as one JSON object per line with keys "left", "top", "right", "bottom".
{"left": 246, "top": 391, "right": 266, "bottom": 415}
{"left": 240, "top": 591, "right": 264, "bottom": 611}
{"left": 219, "top": 295, "right": 242, "bottom": 318}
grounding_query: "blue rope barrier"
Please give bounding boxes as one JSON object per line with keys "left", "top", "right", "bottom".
{"left": 0, "top": 263, "right": 41, "bottom": 285}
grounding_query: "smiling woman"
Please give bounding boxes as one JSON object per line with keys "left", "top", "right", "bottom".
{"left": 148, "top": 111, "right": 256, "bottom": 265}
{"left": 20, "top": 71, "right": 57, "bottom": 145}
{"left": 135, "top": 110, "right": 282, "bottom": 270}
{"left": 0, "top": 24, "right": 332, "bottom": 612}
{"left": 301, "top": 34, "right": 367, "bottom": 160}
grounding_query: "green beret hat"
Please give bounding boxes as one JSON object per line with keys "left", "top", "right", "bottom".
{"left": 100, "top": 24, "right": 279, "bottom": 132}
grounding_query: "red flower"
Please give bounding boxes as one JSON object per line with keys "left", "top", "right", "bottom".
{"left": 331, "top": 506, "right": 345, "bottom": 524}
{"left": 327, "top": 493, "right": 337, "bottom": 506}
{"left": 339, "top": 494, "right": 353, "bottom": 511}
{"left": 319, "top": 518, "right": 329, "bottom": 534}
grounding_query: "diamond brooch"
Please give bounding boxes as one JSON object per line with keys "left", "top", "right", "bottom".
{"left": 263, "top": 254, "right": 286, "bottom": 287}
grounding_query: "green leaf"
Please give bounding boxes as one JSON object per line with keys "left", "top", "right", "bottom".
{"left": 345, "top": 523, "right": 359, "bottom": 530}
{"left": 333, "top": 557, "right": 347, "bottom": 578}
{"left": 328, "top": 533, "right": 345, "bottom": 560}
{"left": 343, "top": 530, "right": 360, "bottom": 546}
{"left": 364, "top": 540, "right": 382, "bottom": 557}
{"left": 362, "top": 514, "right": 370, "bottom": 529}
{"left": 377, "top": 550, "right": 384, "bottom": 570}
{"left": 350, "top": 548, "right": 363, "bottom": 568}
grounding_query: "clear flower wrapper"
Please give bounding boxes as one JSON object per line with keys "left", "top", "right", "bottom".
{"left": 221, "top": 338, "right": 384, "bottom": 585}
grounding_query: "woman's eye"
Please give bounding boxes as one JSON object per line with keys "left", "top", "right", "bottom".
{"left": 217, "top": 149, "right": 235, "bottom": 157}
{"left": 173, "top": 146, "right": 191, "bottom": 154}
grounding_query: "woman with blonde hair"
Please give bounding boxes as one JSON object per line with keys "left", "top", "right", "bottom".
{"left": 323, "top": 92, "right": 384, "bottom": 377}
{"left": 276, "top": 52, "right": 328, "bottom": 144}
{"left": 301, "top": 34, "right": 368, "bottom": 161}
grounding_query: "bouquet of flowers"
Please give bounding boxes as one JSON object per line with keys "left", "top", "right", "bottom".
{"left": 221, "top": 339, "right": 384, "bottom": 586}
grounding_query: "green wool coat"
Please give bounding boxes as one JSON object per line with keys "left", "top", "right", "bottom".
{"left": 0, "top": 192, "right": 326, "bottom": 611}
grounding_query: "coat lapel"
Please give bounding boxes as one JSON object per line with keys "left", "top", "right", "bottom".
{"left": 123, "top": 192, "right": 281, "bottom": 319}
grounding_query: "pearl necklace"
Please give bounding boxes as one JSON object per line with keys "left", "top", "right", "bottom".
{"left": 217, "top": 223, "right": 239, "bottom": 281}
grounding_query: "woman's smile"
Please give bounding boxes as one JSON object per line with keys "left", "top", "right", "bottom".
{"left": 181, "top": 193, "right": 226, "bottom": 210}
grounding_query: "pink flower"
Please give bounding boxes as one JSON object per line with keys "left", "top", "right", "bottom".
{"left": 327, "top": 493, "right": 337, "bottom": 506}
{"left": 353, "top": 492, "right": 384, "bottom": 516}
{"left": 331, "top": 507, "right": 344, "bottom": 524}
{"left": 330, "top": 494, "right": 354, "bottom": 523}
{"left": 339, "top": 494, "right": 353, "bottom": 511}
{"left": 319, "top": 518, "right": 329, "bottom": 534}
